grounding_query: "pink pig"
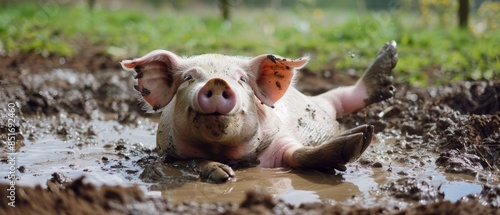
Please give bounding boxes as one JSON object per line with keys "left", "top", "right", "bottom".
{"left": 121, "top": 41, "right": 397, "bottom": 183}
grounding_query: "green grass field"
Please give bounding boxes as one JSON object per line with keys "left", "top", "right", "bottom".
{"left": 0, "top": 3, "right": 498, "bottom": 85}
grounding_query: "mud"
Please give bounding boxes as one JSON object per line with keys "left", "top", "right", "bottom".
{"left": 1, "top": 178, "right": 499, "bottom": 215}
{"left": 339, "top": 81, "right": 500, "bottom": 178}
{"left": 1, "top": 51, "right": 499, "bottom": 214}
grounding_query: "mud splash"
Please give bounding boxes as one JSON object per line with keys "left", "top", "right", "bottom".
{"left": 1, "top": 61, "right": 499, "bottom": 214}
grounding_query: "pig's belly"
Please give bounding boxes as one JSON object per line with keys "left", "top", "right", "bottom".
{"left": 291, "top": 113, "right": 340, "bottom": 146}
{"left": 276, "top": 93, "right": 341, "bottom": 146}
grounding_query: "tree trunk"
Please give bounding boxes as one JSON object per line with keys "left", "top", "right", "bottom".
{"left": 458, "top": 0, "right": 469, "bottom": 29}
{"left": 220, "top": 0, "right": 230, "bottom": 21}
{"left": 88, "top": 0, "right": 96, "bottom": 10}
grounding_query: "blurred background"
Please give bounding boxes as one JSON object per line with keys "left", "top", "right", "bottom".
{"left": 0, "top": 0, "right": 499, "bottom": 85}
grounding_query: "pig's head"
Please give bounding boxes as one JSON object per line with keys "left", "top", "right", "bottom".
{"left": 121, "top": 50, "right": 308, "bottom": 146}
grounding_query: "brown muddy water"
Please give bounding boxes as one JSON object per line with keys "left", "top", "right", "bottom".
{"left": 1, "top": 67, "right": 499, "bottom": 214}
{"left": 3, "top": 119, "right": 486, "bottom": 206}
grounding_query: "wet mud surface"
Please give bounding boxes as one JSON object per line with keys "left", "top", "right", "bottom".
{"left": 1, "top": 52, "right": 499, "bottom": 214}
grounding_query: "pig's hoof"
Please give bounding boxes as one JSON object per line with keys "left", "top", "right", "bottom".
{"left": 338, "top": 125, "right": 373, "bottom": 163}
{"left": 198, "top": 161, "right": 235, "bottom": 183}
{"left": 361, "top": 40, "right": 398, "bottom": 105}
{"left": 292, "top": 125, "right": 374, "bottom": 172}
{"left": 339, "top": 124, "right": 373, "bottom": 158}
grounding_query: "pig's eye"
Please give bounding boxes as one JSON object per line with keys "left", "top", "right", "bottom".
{"left": 239, "top": 76, "right": 246, "bottom": 83}
{"left": 183, "top": 75, "right": 193, "bottom": 81}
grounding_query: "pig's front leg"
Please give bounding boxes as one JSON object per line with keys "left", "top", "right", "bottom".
{"left": 169, "top": 159, "right": 235, "bottom": 183}
{"left": 195, "top": 160, "right": 235, "bottom": 183}
{"left": 283, "top": 125, "right": 374, "bottom": 172}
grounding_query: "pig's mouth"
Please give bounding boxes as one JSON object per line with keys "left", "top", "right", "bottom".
{"left": 199, "top": 112, "right": 236, "bottom": 118}
{"left": 189, "top": 107, "right": 235, "bottom": 118}
{"left": 207, "top": 112, "right": 224, "bottom": 116}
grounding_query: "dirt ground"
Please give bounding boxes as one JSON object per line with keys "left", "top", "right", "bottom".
{"left": 1, "top": 49, "right": 499, "bottom": 214}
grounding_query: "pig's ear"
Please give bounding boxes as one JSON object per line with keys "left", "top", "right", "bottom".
{"left": 248, "top": 55, "right": 309, "bottom": 107}
{"left": 121, "top": 50, "right": 181, "bottom": 111}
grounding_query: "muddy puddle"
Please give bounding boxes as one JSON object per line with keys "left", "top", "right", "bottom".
{"left": 1, "top": 67, "right": 499, "bottom": 214}
{"left": 1, "top": 117, "right": 489, "bottom": 206}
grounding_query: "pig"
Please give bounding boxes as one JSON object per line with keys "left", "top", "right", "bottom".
{"left": 121, "top": 41, "right": 397, "bottom": 183}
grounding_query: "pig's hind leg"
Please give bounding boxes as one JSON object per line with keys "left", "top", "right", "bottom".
{"left": 288, "top": 125, "right": 374, "bottom": 172}
{"left": 317, "top": 41, "right": 398, "bottom": 118}
{"left": 359, "top": 40, "right": 398, "bottom": 106}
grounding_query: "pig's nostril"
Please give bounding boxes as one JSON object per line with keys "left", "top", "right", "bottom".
{"left": 206, "top": 91, "right": 213, "bottom": 98}
{"left": 222, "top": 91, "right": 229, "bottom": 99}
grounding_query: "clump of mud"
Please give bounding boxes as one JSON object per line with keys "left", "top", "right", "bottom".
{"left": 463, "top": 184, "right": 500, "bottom": 207}
{"left": 440, "top": 81, "right": 499, "bottom": 115}
{"left": 381, "top": 177, "right": 444, "bottom": 202}
{"left": 433, "top": 113, "right": 499, "bottom": 175}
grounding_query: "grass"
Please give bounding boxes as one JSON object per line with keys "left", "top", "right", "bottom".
{"left": 0, "top": 3, "right": 498, "bottom": 85}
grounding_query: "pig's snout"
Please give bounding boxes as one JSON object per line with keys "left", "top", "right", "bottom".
{"left": 197, "top": 78, "right": 237, "bottom": 115}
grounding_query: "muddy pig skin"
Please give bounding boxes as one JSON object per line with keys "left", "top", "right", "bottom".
{"left": 121, "top": 41, "right": 397, "bottom": 183}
